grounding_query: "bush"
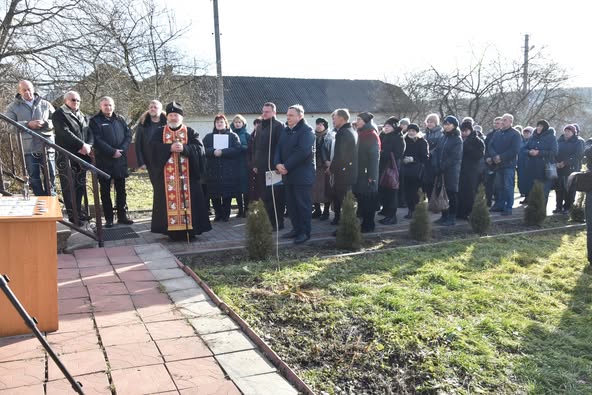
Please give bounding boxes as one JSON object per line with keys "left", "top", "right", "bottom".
{"left": 409, "top": 189, "right": 431, "bottom": 241}
{"left": 336, "top": 191, "right": 361, "bottom": 251}
{"left": 469, "top": 184, "right": 491, "bottom": 235}
{"left": 246, "top": 199, "right": 273, "bottom": 260}
{"left": 524, "top": 180, "right": 547, "bottom": 226}
{"left": 570, "top": 192, "right": 585, "bottom": 223}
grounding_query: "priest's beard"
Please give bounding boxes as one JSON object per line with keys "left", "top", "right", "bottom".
{"left": 167, "top": 122, "right": 181, "bottom": 129}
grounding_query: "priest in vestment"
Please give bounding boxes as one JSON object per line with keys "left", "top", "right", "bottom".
{"left": 150, "top": 101, "right": 211, "bottom": 241}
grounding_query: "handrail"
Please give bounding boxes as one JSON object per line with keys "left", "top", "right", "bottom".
{"left": 0, "top": 113, "right": 110, "bottom": 180}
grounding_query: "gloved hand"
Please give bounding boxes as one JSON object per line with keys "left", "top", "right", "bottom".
{"left": 368, "top": 179, "right": 378, "bottom": 193}
{"left": 403, "top": 156, "right": 414, "bottom": 164}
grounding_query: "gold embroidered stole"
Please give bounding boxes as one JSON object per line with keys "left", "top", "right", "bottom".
{"left": 163, "top": 125, "right": 193, "bottom": 231}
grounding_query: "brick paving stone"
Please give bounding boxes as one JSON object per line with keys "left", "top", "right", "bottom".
{"left": 188, "top": 315, "right": 239, "bottom": 336}
{"left": 74, "top": 248, "right": 107, "bottom": 259}
{"left": 160, "top": 277, "right": 199, "bottom": 293}
{"left": 104, "top": 341, "right": 162, "bottom": 370}
{"left": 76, "top": 257, "right": 111, "bottom": 268}
{"left": 47, "top": 330, "right": 99, "bottom": 354}
{"left": 138, "top": 249, "right": 174, "bottom": 261}
{"left": 0, "top": 384, "right": 44, "bottom": 394}
{"left": 79, "top": 268, "right": 119, "bottom": 285}
{"left": 87, "top": 282, "right": 128, "bottom": 298}
{"left": 134, "top": 244, "right": 167, "bottom": 256}
{"left": 58, "top": 278, "right": 84, "bottom": 288}
{"left": 0, "top": 358, "right": 45, "bottom": 390}
{"left": 105, "top": 246, "right": 136, "bottom": 257}
{"left": 58, "top": 285, "right": 88, "bottom": 300}
{"left": 155, "top": 336, "right": 212, "bottom": 362}
{"left": 58, "top": 297, "right": 92, "bottom": 315}
{"left": 47, "top": 347, "right": 106, "bottom": 380}
{"left": 145, "top": 320, "right": 196, "bottom": 340}
{"left": 179, "top": 383, "right": 241, "bottom": 395}
{"left": 137, "top": 306, "right": 186, "bottom": 323}
{"left": 215, "top": 349, "right": 276, "bottom": 379}
{"left": 91, "top": 294, "right": 135, "bottom": 312}
{"left": 57, "top": 313, "right": 95, "bottom": 334}
{"left": 109, "top": 255, "right": 144, "bottom": 265}
{"left": 232, "top": 372, "right": 299, "bottom": 395}
{"left": 144, "top": 257, "right": 179, "bottom": 270}
{"left": 0, "top": 335, "right": 44, "bottom": 362}
{"left": 118, "top": 269, "right": 157, "bottom": 283}
{"left": 125, "top": 281, "right": 162, "bottom": 295}
{"left": 99, "top": 323, "right": 151, "bottom": 346}
{"left": 177, "top": 300, "right": 222, "bottom": 318}
{"left": 166, "top": 357, "right": 231, "bottom": 391}
{"left": 151, "top": 268, "right": 187, "bottom": 281}
{"left": 94, "top": 310, "right": 143, "bottom": 328}
{"left": 201, "top": 330, "right": 256, "bottom": 355}
{"left": 110, "top": 364, "right": 176, "bottom": 395}
{"left": 57, "top": 268, "right": 80, "bottom": 281}
{"left": 112, "top": 262, "right": 147, "bottom": 272}
{"left": 57, "top": 254, "right": 78, "bottom": 269}
{"left": 46, "top": 372, "right": 111, "bottom": 395}
{"left": 168, "top": 288, "right": 209, "bottom": 305}
{"left": 131, "top": 293, "right": 171, "bottom": 308}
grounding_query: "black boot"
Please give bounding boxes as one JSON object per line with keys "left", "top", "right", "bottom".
{"left": 312, "top": 203, "right": 322, "bottom": 219}
{"left": 379, "top": 215, "right": 398, "bottom": 225}
{"left": 118, "top": 213, "right": 134, "bottom": 225}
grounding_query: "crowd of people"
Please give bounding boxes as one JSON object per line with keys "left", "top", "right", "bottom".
{"left": 3, "top": 79, "right": 589, "bottom": 247}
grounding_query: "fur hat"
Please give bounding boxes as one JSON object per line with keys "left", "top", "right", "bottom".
{"left": 564, "top": 124, "right": 577, "bottom": 134}
{"left": 460, "top": 120, "right": 473, "bottom": 132}
{"left": 315, "top": 117, "right": 329, "bottom": 130}
{"left": 443, "top": 115, "right": 459, "bottom": 128}
{"left": 384, "top": 116, "right": 400, "bottom": 128}
{"left": 165, "top": 101, "right": 184, "bottom": 116}
{"left": 407, "top": 123, "right": 420, "bottom": 132}
{"left": 399, "top": 117, "right": 410, "bottom": 126}
{"left": 357, "top": 112, "right": 374, "bottom": 124}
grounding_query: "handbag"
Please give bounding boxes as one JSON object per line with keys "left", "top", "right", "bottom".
{"left": 379, "top": 152, "right": 399, "bottom": 190}
{"left": 568, "top": 171, "right": 592, "bottom": 192}
{"left": 545, "top": 162, "right": 558, "bottom": 180}
{"left": 428, "top": 175, "right": 449, "bottom": 213}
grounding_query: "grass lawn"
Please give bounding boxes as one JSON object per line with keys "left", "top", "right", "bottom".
{"left": 191, "top": 230, "right": 592, "bottom": 394}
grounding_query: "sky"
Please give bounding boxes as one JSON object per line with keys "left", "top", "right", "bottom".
{"left": 167, "top": 0, "right": 591, "bottom": 87}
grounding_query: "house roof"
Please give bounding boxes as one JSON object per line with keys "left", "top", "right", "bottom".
{"left": 220, "top": 76, "right": 414, "bottom": 115}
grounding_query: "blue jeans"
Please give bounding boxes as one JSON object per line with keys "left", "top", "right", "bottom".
{"left": 25, "top": 152, "right": 56, "bottom": 196}
{"left": 494, "top": 167, "right": 515, "bottom": 212}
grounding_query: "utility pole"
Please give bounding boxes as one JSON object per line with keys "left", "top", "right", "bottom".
{"left": 522, "top": 34, "right": 530, "bottom": 95}
{"left": 213, "top": 0, "right": 224, "bottom": 113}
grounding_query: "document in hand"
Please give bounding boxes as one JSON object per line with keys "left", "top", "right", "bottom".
{"left": 265, "top": 170, "right": 283, "bottom": 186}
{"left": 213, "top": 134, "right": 229, "bottom": 149}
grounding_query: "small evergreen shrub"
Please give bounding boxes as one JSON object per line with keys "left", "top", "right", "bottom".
{"left": 524, "top": 180, "right": 547, "bottom": 226}
{"left": 570, "top": 192, "right": 585, "bottom": 223}
{"left": 336, "top": 191, "right": 361, "bottom": 251}
{"left": 409, "top": 189, "right": 431, "bottom": 241}
{"left": 246, "top": 199, "right": 273, "bottom": 260}
{"left": 469, "top": 184, "right": 491, "bottom": 235}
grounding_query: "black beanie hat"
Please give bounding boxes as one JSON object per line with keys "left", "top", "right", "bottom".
{"left": 460, "top": 120, "right": 473, "bottom": 132}
{"left": 165, "top": 101, "right": 184, "bottom": 116}
{"left": 384, "top": 116, "right": 400, "bottom": 128}
{"left": 407, "top": 123, "right": 420, "bottom": 132}
{"left": 315, "top": 117, "right": 329, "bottom": 130}
{"left": 443, "top": 115, "right": 459, "bottom": 128}
{"left": 358, "top": 112, "right": 374, "bottom": 124}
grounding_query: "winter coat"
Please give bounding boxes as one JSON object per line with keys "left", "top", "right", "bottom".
{"left": 379, "top": 129, "right": 405, "bottom": 178}
{"left": 203, "top": 128, "right": 242, "bottom": 196}
{"left": 517, "top": 136, "right": 530, "bottom": 195}
{"left": 52, "top": 104, "right": 93, "bottom": 162}
{"left": 329, "top": 123, "right": 358, "bottom": 186}
{"left": 353, "top": 123, "right": 380, "bottom": 194}
{"left": 487, "top": 127, "right": 521, "bottom": 169}
{"left": 135, "top": 112, "right": 166, "bottom": 170}
{"left": 401, "top": 135, "right": 428, "bottom": 179}
{"left": 274, "top": 118, "right": 316, "bottom": 185}
{"left": 312, "top": 130, "right": 333, "bottom": 202}
{"left": 90, "top": 111, "right": 132, "bottom": 179}
{"left": 423, "top": 125, "right": 444, "bottom": 182}
{"left": 434, "top": 127, "right": 463, "bottom": 192}
{"left": 556, "top": 134, "right": 585, "bottom": 176}
{"left": 523, "top": 126, "right": 558, "bottom": 183}
{"left": 230, "top": 124, "right": 251, "bottom": 193}
{"left": 5, "top": 93, "right": 55, "bottom": 153}
{"left": 254, "top": 118, "right": 284, "bottom": 172}
{"left": 459, "top": 131, "right": 485, "bottom": 193}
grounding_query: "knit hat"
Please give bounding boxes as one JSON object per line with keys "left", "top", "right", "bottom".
{"left": 564, "top": 124, "right": 577, "bottom": 134}
{"left": 523, "top": 126, "right": 534, "bottom": 134}
{"left": 460, "top": 120, "right": 473, "bottom": 132}
{"left": 443, "top": 115, "right": 459, "bottom": 128}
{"left": 407, "top": 123, "right": 420, "bottom": 132}
{"left": 315, "top": 117, "right": 329, "bottom": 130}
{"left": 474, "top": 125, "right": 483, "bottom": 134}
{"left": 462, "top": 117, "right": 474, "bottom": 126}
{"left": 165, "top": 101, "right": 184, "bottom": 116}
{"left": 357, "top": 112, "right": 374, "bottom": 124}
{"left": 573, "top": 123, "right": 581, "bottom": 135}
{"left": 384, "top": 116, "right": 400, "bottom": 128}
{"left": 536, "top": 120, "right": 550, "bottom": 131}
{"left": 399, "top": 118, "right": 410, "bottom": 126}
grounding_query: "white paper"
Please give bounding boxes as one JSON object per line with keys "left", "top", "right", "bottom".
{"left": 213, "top": 134, "right": 229, "bottom": 150}
{"left": 265, "top": 170, "right": 283, "bottom": 186}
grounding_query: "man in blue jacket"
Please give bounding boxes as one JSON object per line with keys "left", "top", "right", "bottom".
{"left": 274, "top": 104, "right": 315, "bottom": 244}
{"left": 486, "top": 113, "right": 521, "bottom": 215}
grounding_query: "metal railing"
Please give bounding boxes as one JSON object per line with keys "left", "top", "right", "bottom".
{"left": 0, "top": 113, "right": 110, "bottom": 247}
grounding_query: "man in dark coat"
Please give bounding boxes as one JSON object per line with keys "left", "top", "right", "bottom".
{"left": 135, "top": 100, "right": 167, "bottom": 183}
{"left": 52, "top": 91, "right": 93, "bottom": 225}
{"left": 252, "top": 102, "right": 286, "bottom": 230}
{"left": 457, "top": 121, "right": 485, "bottom": 220}
{"left": 150, "top": 102, "right": 212, "bottom": 241}
{"left": 90, "top": 96, "right": 133, "bottom": 227}
{"left": 434, "top": 115, "right": 463, "bottom": 226}
{"left": 274, "top": 104, "right": 315, "bottom": 244}
{"left": 329, "top": 108, "right": 358, "bottom": 226}
{"left": 487, "top": 113, "right": 522, "bottom": 215}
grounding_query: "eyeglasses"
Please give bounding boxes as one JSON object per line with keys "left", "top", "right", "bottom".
{"left": 70, "top": 98, "right": 81, "bottom": 102}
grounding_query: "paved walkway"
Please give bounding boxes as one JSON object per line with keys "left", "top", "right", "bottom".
{"left": 0, "top": 245, "right": 298, "bottom": 394}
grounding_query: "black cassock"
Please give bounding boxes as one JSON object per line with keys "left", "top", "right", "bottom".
{"left": 150, "top": 125, "right": 212, "bottom": 240}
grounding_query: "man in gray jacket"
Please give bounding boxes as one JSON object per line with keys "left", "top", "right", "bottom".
{"left": 5, "top": 80, "right": 56, "bottom": 196}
